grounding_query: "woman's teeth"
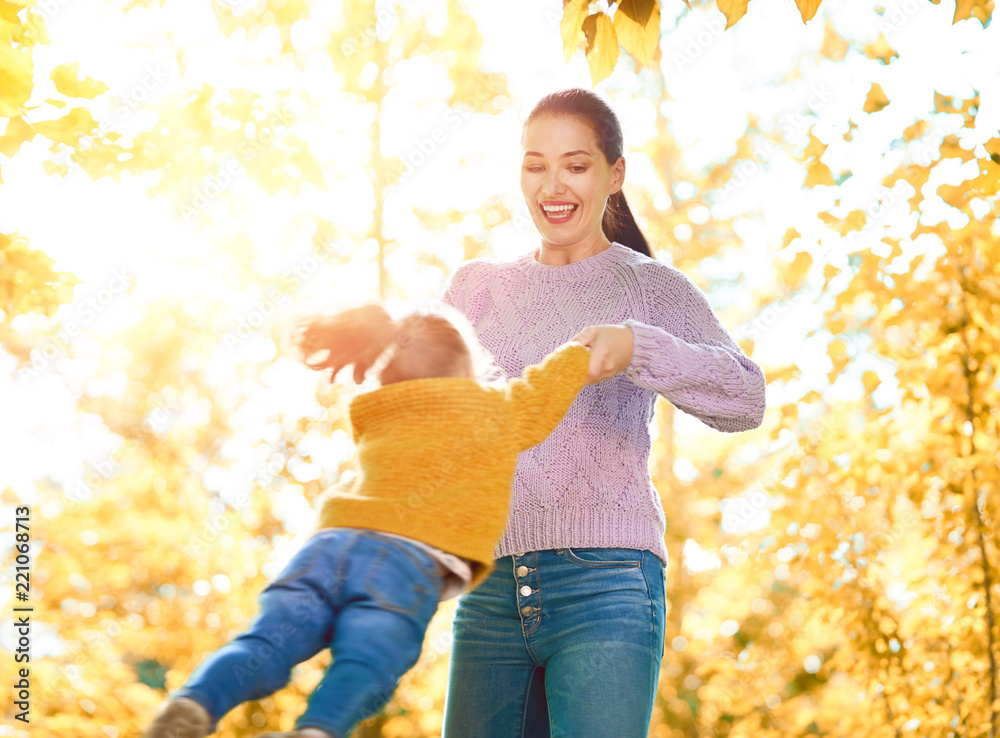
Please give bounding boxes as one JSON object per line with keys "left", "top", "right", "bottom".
{"left": 542, "top": 204, "right": 577, "bottom": 221}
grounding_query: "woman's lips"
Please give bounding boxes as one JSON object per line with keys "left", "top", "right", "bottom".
{"left": 541, "top": 204, "right": 578, "bottom": 223}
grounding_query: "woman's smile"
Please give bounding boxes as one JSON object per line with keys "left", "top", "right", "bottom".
{"left": 540, "top": 200, "right": 579, "bottom": 223}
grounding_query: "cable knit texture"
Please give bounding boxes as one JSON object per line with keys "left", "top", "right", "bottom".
{"left": 440, "top": 240, "right": 767, "bottom": 566}
{"left": 317, "top": 342, "right": 591, "bottom": 591}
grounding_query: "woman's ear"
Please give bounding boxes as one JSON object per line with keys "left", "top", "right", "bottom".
{"left": 610, "top": 155, "right": 626, "bottom": 195}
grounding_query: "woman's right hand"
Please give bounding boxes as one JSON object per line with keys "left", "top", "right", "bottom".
{"left": 572, "top": 324, "right": 634, "bottom": 385}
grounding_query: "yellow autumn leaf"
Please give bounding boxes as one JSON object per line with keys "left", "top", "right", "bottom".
{"left": 863, "top": 34, "right": 898, "bottom": 64}
{"left": 864, "top": 82, "right": 890, "bottom": 113}
{"left": 939, "top": 133, "right": 977, "bottom": 162}
{"left": 804, "top": 130, "right": 827, "bottom": 160}
{"left": 41, "top": 159, "right": 69, "bottom": 177}
{"left": 717, "top": 0, "right": 750, "bottom": 29}
{"left": 827, "top": 337, "right": 849, "bottom": 378}
{"left": 0, "top": 1, "right": 20, "bottom": 23}
{"left": 963, "top": 156, "right": 1000, "bottom": 197}
{"left": 843, "top": 209, "right": 866, "bottom": 232}
{"left": 903, "top": 119, "right": 930, "bottom": 141}
{"left": 0, "top": 115, "right": 35, "bottom": 157}
{"left": 0, "top": 41, "right": 32, "bottom": 118}
{"left": 561, "top": 0, "right": 589, "bottom": 63}
{"left": 820, "top": 19, "right": 848, "bottom": 60}
{"left": 952, "top": 0, "right": 992, "bottom": 23}
{"left": 50, "top": 61, "right": 111, "bottom": 99}
{"left": 805, "top": 159, "right": 835, "bottom": 187}
{"left": 984, "top": 136, "right": 1000, "bottom": 163}
{"left": 862, "top": 370, "right": 881, "bottom": 396}
{"left": 786, "top": 250, "right": 813, "bottom": 285}
{"left": 31, "top": 107, "right": 99, "bottom": 146}
{"left": 794, "top": 0, "right": 822, "bottom": 22}
{"left": 613, "top": 0, "right": 660, "bottom": 67}
{"left": 582, "top": 12, "right": 619, "bottom": 86}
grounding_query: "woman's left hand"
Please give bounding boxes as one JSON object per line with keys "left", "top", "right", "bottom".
{"left": 571, "top": 324, "right": 634, "bottom": 385}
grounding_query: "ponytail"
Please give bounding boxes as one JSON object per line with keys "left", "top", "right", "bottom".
{"left": 285, "top": 301, "right": 486, "bottom": 386}
{"left": 289, "top": 303, "right": 401, "bottom": 385}
{"left": 602, "top": 189, "right": 650, "bottom": 257}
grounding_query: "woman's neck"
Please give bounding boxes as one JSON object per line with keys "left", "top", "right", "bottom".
{"left": 535, "top": 234, "right": 613, "bottom": 266}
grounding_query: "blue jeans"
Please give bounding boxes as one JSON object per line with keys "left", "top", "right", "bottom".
{"left": 172, "top": 528, "right": 443, "bottom": 738}
{"left": 442, "top": 547, "right": 667, "bottom": 738}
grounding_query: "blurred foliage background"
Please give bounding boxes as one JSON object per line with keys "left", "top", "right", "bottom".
{"left": 1, "top": 0, "right": 999, "bottom": 736}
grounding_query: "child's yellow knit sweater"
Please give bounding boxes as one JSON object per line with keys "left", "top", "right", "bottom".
{"left": 316, "top": 342, "right": 591, "bottom": 591}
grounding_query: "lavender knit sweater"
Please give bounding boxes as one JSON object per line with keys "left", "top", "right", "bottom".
{"left": 440, "top": 240, "right": 766, "bottom": 567}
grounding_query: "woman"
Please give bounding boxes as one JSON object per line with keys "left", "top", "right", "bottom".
{"left": 438, "top": 88, "right": 766, "bottom": 738}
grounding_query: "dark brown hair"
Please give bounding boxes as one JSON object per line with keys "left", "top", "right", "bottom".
{"left": 287, "top": 303, "right": 473, "bottom": 386}
{"left": 523, "top": 88, "right": 651, "bottom": 257}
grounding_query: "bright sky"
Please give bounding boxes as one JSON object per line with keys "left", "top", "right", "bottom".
{"left": 1, "top": 0, "right": 997, "bottom": 590}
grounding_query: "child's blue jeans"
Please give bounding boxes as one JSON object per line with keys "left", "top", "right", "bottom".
{"left": 172, "top": 528, "right": 444, "bottom": 738}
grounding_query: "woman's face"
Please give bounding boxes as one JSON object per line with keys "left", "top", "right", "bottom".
{"left": 520, "top": 115, "right": 625, "bottom": 249}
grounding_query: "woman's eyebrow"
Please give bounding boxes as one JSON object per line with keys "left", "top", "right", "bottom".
{"left": 522, "top": 150, "right": 594, "bottom": 158}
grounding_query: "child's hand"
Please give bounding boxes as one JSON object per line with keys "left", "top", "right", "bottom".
{"left": 571, "top": 324, "right": 634, "bottom": 385}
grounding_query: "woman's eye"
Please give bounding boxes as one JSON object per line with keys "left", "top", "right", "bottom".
{"left": 570, "top": 166, "right": 587, "bottom": 173}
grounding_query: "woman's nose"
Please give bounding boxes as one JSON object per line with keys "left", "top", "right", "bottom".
{"left": 543, "top": 170, "right": 565, "bottom": 196}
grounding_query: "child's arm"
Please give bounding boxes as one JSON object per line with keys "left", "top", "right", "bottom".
{"left": 506, "top": 342, "right": 592, "bottom": 452}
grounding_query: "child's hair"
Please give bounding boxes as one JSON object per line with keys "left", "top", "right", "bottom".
{"left": 283, "top": 301, "right": 504, "bottom": 387}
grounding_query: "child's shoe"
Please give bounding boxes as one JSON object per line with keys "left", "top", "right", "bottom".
{"left": 145, "top": 697, "right": 211, "bottom": 738}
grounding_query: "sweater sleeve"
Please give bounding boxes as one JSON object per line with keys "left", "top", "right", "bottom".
{"left": 506, "top": 342, "right": 591, "bottom": 452}
{"left": 621, "top": 266, "right": 766, "bottom": 433}
{"left": 440, "top": 259, "right": 484, "bottom": 312}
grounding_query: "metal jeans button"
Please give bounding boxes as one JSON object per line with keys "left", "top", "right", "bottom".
{"left": 520, "top": 585, "right": 532, "bottom": 596}
{"left": 521, "top": 605, "right": 535, "bottom": 617}
{"left": 517, "top": 565, "right": 529, "bottom": 577}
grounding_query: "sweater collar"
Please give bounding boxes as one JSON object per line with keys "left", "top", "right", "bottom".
{"left": 516, "top": 240, "right": 628, "bottom": 282}
{"left": 349, "top": 377, "right": 491, "bottom": 438}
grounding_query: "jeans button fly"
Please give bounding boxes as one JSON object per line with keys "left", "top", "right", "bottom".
{"left": 521, "top": 605, "right": 535, "bottom": 617}
{"left": 517, "top": 566, "right": 529, "bottom": 577}
{"left": 520, "top": 585, "right": 532, "bottom": 596}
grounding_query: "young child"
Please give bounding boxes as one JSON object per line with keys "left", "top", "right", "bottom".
{"left": 145, "top": 301, "right": 593, "bottom": 738}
